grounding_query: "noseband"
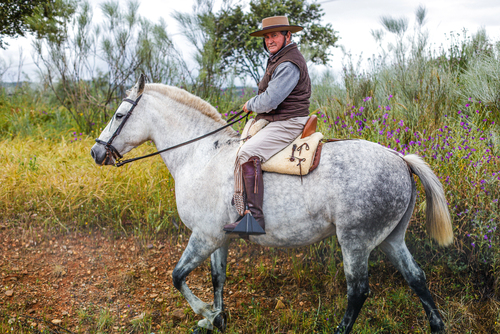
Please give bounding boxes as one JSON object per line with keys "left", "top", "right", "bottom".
{"left": 95, "top": 93, "right": 248, "bottom": 167}
{"left": 95, "top": 94, "right": 143, "bottom": 166}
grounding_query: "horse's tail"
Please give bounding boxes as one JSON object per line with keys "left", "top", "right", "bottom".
{"left": 402, "top": 154, "right": 453, "bottom": 246}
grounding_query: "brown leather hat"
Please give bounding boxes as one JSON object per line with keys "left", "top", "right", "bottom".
{"left": 249, "top": 16, "right": 303, "bottom": 37}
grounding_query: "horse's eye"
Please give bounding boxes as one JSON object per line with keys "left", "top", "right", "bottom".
{"left": 116, "top": 113, "right": 124, "bottom": 119}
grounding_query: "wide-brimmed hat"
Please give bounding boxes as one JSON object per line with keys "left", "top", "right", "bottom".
{"left": 249, "top": 16, "right": 303, "bottom": 37}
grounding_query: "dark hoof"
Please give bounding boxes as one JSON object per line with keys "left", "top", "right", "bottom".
{"left": 190, "top": 326, "right": 213, "bottom": 334}
{"left": 213, "top": 311, "right": 227, "bottom": 332}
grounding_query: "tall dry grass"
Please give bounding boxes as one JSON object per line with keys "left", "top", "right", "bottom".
{"left": 0, "top": 135, "right": 179, "bottom": 235}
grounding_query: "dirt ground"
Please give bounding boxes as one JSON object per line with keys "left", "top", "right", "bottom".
{"left": 0, "top": 223, "right": 325, "bottom": 334}
{"left": 5, "top": 222, "right": 498, "bottom": 334}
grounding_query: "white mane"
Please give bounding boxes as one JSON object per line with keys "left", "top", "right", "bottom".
{"left": 145, "top": 84, "right": 227, "bottom": 126}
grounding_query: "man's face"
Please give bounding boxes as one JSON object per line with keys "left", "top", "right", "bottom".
{"left": 264, "top": 31, "right": 287, "bottom": 54}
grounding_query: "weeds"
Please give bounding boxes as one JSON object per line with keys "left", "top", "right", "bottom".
{"left": 1, "top": 5, "right": 500, "bottom": 332}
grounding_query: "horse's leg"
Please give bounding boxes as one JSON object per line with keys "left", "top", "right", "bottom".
{"left": 334, "top": 243, "right": 371, "bottom": 334}
{"left": 172, "top": 233, "right": 221, "bottom": 331}
{"left": 195, "top": 241, "right": 230, "bottom": 333}
{"left": 379, "top": 178, "right": 445, "bottom": 333}
{"left": 380, "top": 239, "right": 445, "bottom": 333}
{"left": 211, "top": 241, "right": 229, "bottom": 332}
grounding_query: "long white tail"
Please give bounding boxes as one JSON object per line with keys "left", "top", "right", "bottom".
{"left": 403, "top": 154, "right": 453, "bottom": 246}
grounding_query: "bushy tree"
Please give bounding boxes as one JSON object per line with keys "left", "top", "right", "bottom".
{"left": 215, "top": 0, "right": 339, "bottom": 85}
{"left": 172, "top": 0, "right": 227, "bottom": 99}
{"left": 33, "top": 0, "right": 184, "bottom": 133}
{"left": 173, "top": 0, "right": 338, "bottom": 88}
{"left": 0, "top": 0, "right": 76, "bottom": 49}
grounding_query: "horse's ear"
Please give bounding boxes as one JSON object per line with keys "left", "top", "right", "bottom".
{"left": 136, "top": 73, "right": 146, "bottom": 95}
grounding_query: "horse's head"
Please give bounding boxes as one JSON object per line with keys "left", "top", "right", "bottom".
{"left": 91, "top": 74, "right": 149, "bottom": 166}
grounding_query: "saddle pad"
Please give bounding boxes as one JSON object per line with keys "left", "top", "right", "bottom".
{"left": 239, "top": 119, "right": 324, "bottom": 176}
{"left": 262, "top": 132, "right": 323, "bottom": 175}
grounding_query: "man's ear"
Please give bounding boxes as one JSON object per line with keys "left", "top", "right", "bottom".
{"left": 286, "top": 31, "right": 292, "bottom": 44}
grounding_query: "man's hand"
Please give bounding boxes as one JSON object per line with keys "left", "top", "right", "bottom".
{"left": 243, "top": 101, "right": 251, "bottom": 113}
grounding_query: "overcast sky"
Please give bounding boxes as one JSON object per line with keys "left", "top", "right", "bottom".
{"left": 1, "top": 0, "right": 499, "bottom": 83}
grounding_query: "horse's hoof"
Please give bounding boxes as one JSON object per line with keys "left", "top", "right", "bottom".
{"left": 213, "top": 311, "right": 227, "bottom": 332}
{"left": 190, "top": 326, "right": 213, "bottom": 334}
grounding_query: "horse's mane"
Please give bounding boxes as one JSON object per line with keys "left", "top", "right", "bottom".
{"left": 145, "top": 84, "right": 227, "bottom": 126}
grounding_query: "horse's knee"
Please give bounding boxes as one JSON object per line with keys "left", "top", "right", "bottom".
{"left": 172, "top": 267, "right": 184, "bottom": 290}
{"left": 405, "top": 262, "right": 428, "bottom": 293}
{"left": 346, "top": 277, "right": 370, "bottom": 303}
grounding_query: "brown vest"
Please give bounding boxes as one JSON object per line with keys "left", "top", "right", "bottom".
{"left": 256, "top": 44, "right": 311, "bottom": 122}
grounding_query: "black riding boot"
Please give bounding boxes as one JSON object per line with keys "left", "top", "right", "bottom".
{"left": 223, "top": 156, "right": 265, "bottom": 233}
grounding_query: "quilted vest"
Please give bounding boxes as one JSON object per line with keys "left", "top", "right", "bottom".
{"left": 255, "top": 43, "right": 311, "bottom": 122}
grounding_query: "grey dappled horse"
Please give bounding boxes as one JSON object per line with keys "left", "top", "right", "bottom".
{"left": 91, "top": 75, "right": 453, "bottom": 334}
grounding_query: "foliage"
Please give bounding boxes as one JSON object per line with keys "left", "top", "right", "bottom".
{"left": 172, "top": 0, "right": 228, "bottom": 99}
{"left": 337, "top": 7, "right": 500, "bottom": 131}
{"left": 438, "top": 28, "right": 495, "bottom": 74}
{"left": 459, "top": 52, "right": 500, "bottom": 111}
{"left": 311, "top": 77, "right": 500, "bottom": 294}
{"left": 1, "top": 3, "right": 500, "bottom": 332}
{"left": 0, "top": 134, "right": 180, "bottom": 235}
{"left": 215, "top": 0, "right": 339, "bottom": 85}
{"left": 0, "top": 0, "right": 76, "bottom": 49}
{"left": 33, "top": 0, "right": 184, "bottom": 133}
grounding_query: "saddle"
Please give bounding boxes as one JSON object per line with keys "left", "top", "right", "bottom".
{"left": 239, "top": 115, "right": 324, "bottom": 176}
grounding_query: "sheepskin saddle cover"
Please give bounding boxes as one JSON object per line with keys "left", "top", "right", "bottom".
{"left": 239, "top": 118, "right": 324, "bottom": 176}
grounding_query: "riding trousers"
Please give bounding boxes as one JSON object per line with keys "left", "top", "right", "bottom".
{"left": 237, "top": 116, "right": 309, "bottom": 164}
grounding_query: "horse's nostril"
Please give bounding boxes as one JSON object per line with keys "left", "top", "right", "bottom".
{"left": 91, "top": 148, "right": 96, "bottom": 160}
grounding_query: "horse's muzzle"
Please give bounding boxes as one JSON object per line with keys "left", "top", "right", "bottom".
{"left": 90, "top": 144, "right": 114, "bottom": 166}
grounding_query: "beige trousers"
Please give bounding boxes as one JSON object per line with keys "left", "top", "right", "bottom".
{"left": 238, "top": 116, "right": 309, "bottom": 164}
{"left": 232, "top": 116, "right": 309, "bottom": 216}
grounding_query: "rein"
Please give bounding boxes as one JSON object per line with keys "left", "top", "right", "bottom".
{"left": 95, "top": 94, "right": 249, "bottom": 167}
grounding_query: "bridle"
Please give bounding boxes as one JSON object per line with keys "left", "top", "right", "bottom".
{"left": 95, "top": 94, "right": 143, "bottom": 166}
{"left": 95, "top": 93, "right": 248, "bottom": 167}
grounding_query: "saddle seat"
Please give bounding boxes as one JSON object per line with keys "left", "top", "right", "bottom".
{"left": 239, "top": 115, "right": 323, "bottom": 176}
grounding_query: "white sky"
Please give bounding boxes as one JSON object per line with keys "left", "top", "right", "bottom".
{"left": 1, "top": 0, "right": 499, "bottom": 83}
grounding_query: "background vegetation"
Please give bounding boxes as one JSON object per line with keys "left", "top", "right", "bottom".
{"left": 1, "top": 0, "right": 499, "bottom": 333}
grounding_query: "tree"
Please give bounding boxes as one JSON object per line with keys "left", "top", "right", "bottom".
{"left": 172, "top": 0, "right": 230, "bottom": 99}
{"left": 33, "top": 0, "right": 184, "bottom": 133}
{"left": 0, "top": 0, "right": 76, "bottom": 49}
{"left": 215, "top": 0, "right": 339, "bottom": 85}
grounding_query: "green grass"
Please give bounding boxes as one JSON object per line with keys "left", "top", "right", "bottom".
{"left": 1, "top": 88, "right": 499, "bottom": 332}
{"left": 1, "top": 29, "right": 500, "bottom": 331}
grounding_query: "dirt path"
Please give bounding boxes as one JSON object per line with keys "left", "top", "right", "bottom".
{"left": 6, "top": 222, "right": 497, "bottom": 333}
{"left": 0, "top": 225, "right": 325, "bottom": 334}
{"left": 1, "top": 225, "right": 188, "bottom": 332}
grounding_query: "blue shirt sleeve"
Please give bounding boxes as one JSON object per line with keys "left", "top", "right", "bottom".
{"left": 247, "top": 61, "right": 300, "bottom": 113}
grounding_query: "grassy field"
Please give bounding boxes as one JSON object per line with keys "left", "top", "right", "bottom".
{"left": 1, "top": 26, "right": 500, "bottom": 331}
{"left": 1, "top": 80, "right": 499, "bottom": 332}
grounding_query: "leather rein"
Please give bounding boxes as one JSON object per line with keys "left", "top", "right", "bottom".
{"left": 95, "top": 94, "right": 248, "bottom": 167}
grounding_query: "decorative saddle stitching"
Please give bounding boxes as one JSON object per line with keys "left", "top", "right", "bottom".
{"left": 239, "top": 118, "right": 324, "bottom": 177}
{"left": 296, "top": 143, "right": 309, "bottom": 155}
{"left": 289, "top": 144, "right": 308, "bottom": 184}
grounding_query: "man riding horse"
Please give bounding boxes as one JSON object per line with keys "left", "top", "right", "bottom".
{"left": 223, "top": 16, "right": 311, "bottom": 234}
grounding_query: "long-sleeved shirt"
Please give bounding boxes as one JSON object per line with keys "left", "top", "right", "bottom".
{"left": 247, "top": 43, "right": 300, "bottom": 114}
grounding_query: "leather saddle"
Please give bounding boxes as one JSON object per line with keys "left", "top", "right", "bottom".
{"left": 239, "top": 115, "right": 324, "bottom": 176}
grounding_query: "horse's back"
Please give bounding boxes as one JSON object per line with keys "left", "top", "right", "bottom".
{"left": 257, "top": 140, "right": 413, "bottom": 247}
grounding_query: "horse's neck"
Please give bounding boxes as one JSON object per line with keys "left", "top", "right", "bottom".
{"left": 148, "top": 98, "right": 236, "bottom": 178}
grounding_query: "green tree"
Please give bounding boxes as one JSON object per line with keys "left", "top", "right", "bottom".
{"left": 215, "top": 0, "right": 339, "bottom": 85}
{"left": 172, "top": 0, "right": 230, "bottom": 99}
{"left": 0, "top": 0, "right": 76, "bottom": 49}
{"left": 33, "top": 0, "right": 184, "bottom": 133}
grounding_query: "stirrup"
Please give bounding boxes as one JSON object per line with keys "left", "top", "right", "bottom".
{"left": 228, "top": 212, "right": 265, "bottom": 235}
